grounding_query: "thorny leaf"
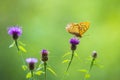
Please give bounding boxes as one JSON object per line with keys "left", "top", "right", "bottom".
{"left": 34, "top": 71, "right": 44, "bottom": 76}
{"left": 19, "top": 45, "right": 27, "bottom": 53}
{"left": 9, "top": 41, "right": 15, "bottom": 48}
{"left": 47, "top": 67, "right": 57, "bottom": 76}
{"left": 26, "top": 72, "right": 32, "bottom": 79}
{"left": 22, "top": 65, "right": 28, "bottom": 71}
{"left": 18, "top": 41, "right": 26, "bottom": 46}
{"left": 85, "top": 73, "right": 90, "bottom": 78}
{"left": 62, "top": 59, "right": 70, "bottom": 63}
{"left": 63, "top": 52, "right": 71, "bottom": 57}
{"left": 78, "top": 69, "right": 88, "bottom": 73}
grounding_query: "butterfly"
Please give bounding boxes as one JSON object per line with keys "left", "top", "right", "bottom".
{"left": 66, "top": 22, "right": 90, "bottom": 37}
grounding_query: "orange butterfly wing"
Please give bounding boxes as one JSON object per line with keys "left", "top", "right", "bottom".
{"left": 66, "top": 22, "right": 90, "bottom": 37}
{"left": 78, "top": 22, "right": 90, "bottom": 36}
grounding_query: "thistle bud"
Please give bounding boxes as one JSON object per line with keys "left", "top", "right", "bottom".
{"left": 41, "top": 49, "right": 49, "bottom": 62}
{"left": 92, "top": 51, "right": 97, "bottom": 59}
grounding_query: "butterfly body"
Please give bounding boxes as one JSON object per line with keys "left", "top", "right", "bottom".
{"left": 66, "top": 22, "right": 90, "bottom": 37}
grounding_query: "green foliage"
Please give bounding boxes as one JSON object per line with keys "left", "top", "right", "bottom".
{"left": 19, "top": 45, "right": 27, "bottom": 53}
{"left": 85, "top": 73, "right": 90, "bottom": 79}
{"left": 62, "top": 59, "right": 70, "bottom": 63}
{"left": 9, "top": 41, "right": 15, "bottom": 48}
{"left": 47, "top": 67, "right": 57, "bottom": 76}
{"left": 78, "top": 69, "right": 88, "bottom": 73}
{"left": 26, "top": 70, "right": 44, "bottom": 79}
{"left": 63, "top": 52, "right": 71, "bottom": 58}
{"left": 26, "top": 72, "right": 32, "bottom": 79}
{"left": 18, "top": 41, "right": 26, "bottom": 46}
{"left": 78, "top": 69, "right": 90, "bottom": 79}
{"left": 9, "top": 41, "right": 27, "bottom": 53}
{"left": 86, "top": 56, "right": 93, "bottom": 61}
{"left": 36, "top": 64, "right": 43, "bottom": 71}
{"left": 34, "top": 71, "right": 44, "bottom": 76}
{"left": 74, "top": 53, "right": 80, "bottom": 60}
{"left": 22, "top": 65, "right": 28, "bottom": 71}
{"left": 94, "top": 62, "right": 104, "bottom": 69}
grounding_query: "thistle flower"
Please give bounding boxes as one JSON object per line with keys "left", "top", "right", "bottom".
{"left": 89, "top": 51, "right": 98, "bottom": 71}
{"left": 66, "top": 37, "right": 80, "bottom": 72}
{"left": 70, "top": 37, "right": 80, "bottom": 50}
{"left": 70, "top": 37, "right": 80, "bottom": 45}
{"left": 8, "top": 26, "right": 22, "bottom": 40}
{"left": 92, "top": 51, "right": 97, "bottom": 59}
{"left": 41, "top": 49, "right": 49, "bottom": 62}
{"left": 26, "top": 58, "right": 38, "bottom": 70}
{"left": 41, "top": 49, "right": 49, "bottom": 80}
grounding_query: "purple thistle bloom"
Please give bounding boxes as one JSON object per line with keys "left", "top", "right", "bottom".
{"left": 41, "top": 49, "right": 49, "bottom": 62}
{"left": 8, "top": 26, "right": 22, "bottom": 40}
{"left": 70, "top": 37, "right": 80, "bottom": 51}
{"left": 70, "top": 37, "right": 80, "bottom": 45}
{"left": 26, "top": 58, "right": 38, "bottom": 70}
{"left": 66, "top": 37, "right": 80, "bottom": 72}
{"left": 26, "top": 58, "right": 38, "bottom": 63}
{"left": 41, "top": 49, "right": 48, "bottom": 56}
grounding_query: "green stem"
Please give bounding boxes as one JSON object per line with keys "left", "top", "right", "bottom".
{"left": 66, "top": 50, "right": 74, "bottom": 72}
{"left": 89, "top": 58, "right": 95, "bottom": 72}
{"left": 15, "top": 40, "right": 19, "bottom": 51}
{"left": 83, "top": 58, "right": 95, "bottom": 80}
{"left": 31, "top": 70, "right": 34, "bottom": 78}
{"left": 44, "top": 61, "right": 47, "bottom": 80}
{"left": 15, "top": 40, "right": 25, "bottom": 65}
{"left": 61, "top": 50, "right": 75, "bottom": 80}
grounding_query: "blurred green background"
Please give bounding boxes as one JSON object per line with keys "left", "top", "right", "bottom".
{"left": 0, "top": 0, "right": 120, "bottom": 80}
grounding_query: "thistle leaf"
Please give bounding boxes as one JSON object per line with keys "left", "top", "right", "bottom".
{"left": 19, "top": 45, "right": 27, "bottom": 53}
{"left": 85, "top": 73, "right": 90, "bottom": 78}
{"left": 9, "top": 42, "right": 15, "bottom": 48}
{"left": 63, "top": 52, "right": 71, "bottom": 57}
{"left": 78, "top": 69, "right": 88, "bottom": 73}
{"left": 35, "top": 71, "right": 44, "bottom": 76}
{"left": 74, "top": 53, "right": 80, "bottom": 59}
{"left": 62, "top": 59, "right": 70, "bottom": 63}
{"left": 86, "top": 56, "right": 92, "bottom": 61}
{"left": 26, "top": 72, "right": 32, "bottom": 79}
{"left": 47, "top": 67, "right": 57, "bottom": 76}
{"left": 94, "top": 63, "right": 104, "bottom": 69}
{"left": 18, "top": 41, "right": 26, "bottom": 46}
{"left": 36, "top": 64, "right": 43, "bottom": 71}
{"left": 22, "top": 65, "right": 28, "bottom": 71}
